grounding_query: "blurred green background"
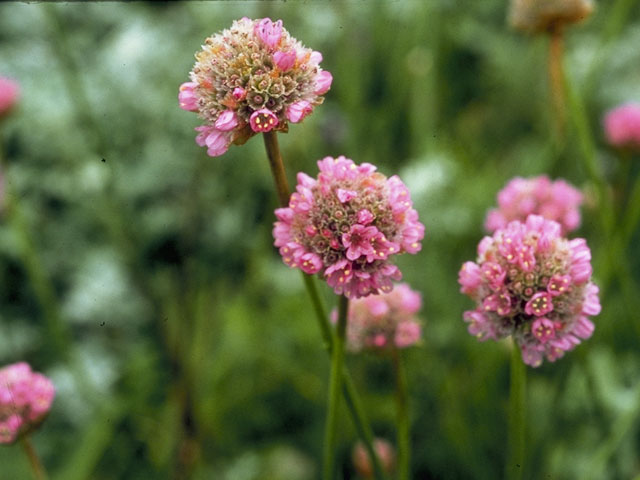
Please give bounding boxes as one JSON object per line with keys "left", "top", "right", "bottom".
{"left": 1, "top": 1, "right": 640, "bottom": 479}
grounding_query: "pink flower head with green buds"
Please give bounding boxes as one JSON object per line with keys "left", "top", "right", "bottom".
{"left": 0, "top": 362, "right": 55, "bottom": 444}
{"left": 459, "top": 215, "right": 600, "bottom": 367}
{"left": 604, "top": 103, "right": 640, "bottom": 151}
{"left": 273, "top": 156, "right": 425, "bottom": 298}
{"left": 333, "top": 283, "right": 423, "bottom": 352}
{"left": 0, "top": 76, "right": 20, "bottom": 118}
{"left": 179, "top": 17, "right": 332, "bottom": 157}
{"left": 485, "top": 176, "right": 583, "bottom": 235}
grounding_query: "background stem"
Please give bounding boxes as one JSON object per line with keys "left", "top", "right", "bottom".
{"left": 548, "top": 27, "right": 566, "bottom": 141}
{"left": 393, "top": 350, "right": 410, "bottom": 480}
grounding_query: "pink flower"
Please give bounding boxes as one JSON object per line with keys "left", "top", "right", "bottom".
{"left": 603, "top": 102, "right": 640, "bottom": 150}
{"left": 353, "top": 438, "right": 396, "bottom": 478}
{"left": 0, "top": 362, "right": 55, "bottom": 444}
{"left": 0, "top": 77, "right": 19, "bottom": 118}
{"left": 195, "top": 125, "right": 230, "bottom": 157}
{"left": 254, "top": 18, "right": 283, "bottom": 50}
{"left": 273, "top": 50, "right": 296, "bottom": 71}
{"left": 214, "top": 109, "right": 238, "bottom": 131}
{"left": 314, "top": 71, "right": 333, "bottom": 95}
{"left": 459, "top": 214, "right": 599, "bottom": 367}
{"left": 180, "top": 18, "right": 332, "bottom": 156}
{"left": 249, "top": 108, "right": 279, "bottom": 133}
{"left": 273, "top": 156, "right": 425, "bottom": 298}
{"left": 285, "top": 100, "right": 313, "bottom": 123}
{"left": 335, "top": 283, "right": 423, "bottom": 352}
{"left": 178, "top": 82, "right": 198, "bottom": 112}
{"left": 485, "top": 176, "right": 583, "bottom": 235}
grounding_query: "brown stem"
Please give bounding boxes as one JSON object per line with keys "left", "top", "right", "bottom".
{"left": 549, "top": 26, "right": 566, "bottom": 140}
{"left": 262, "top": 131, "right": 291, "bottom": 207}
{"left": 21, "top": 436, "right": 48, "bottom": 480}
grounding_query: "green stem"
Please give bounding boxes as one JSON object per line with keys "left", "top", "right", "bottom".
{"left": 506, "top": 342, "right": 526, "bottom": 480}
{"left": 548, "top": 27, "right": 566, "bottom": 142}
{"left": 262, "top": 132, "right": 389, "bottom": 480}
{"left": 323, "top": 295, "right": 349, "bottom": 480}
{"left": 393, "top": 350, "right": 410, "bottom": 480}
{"left": 21, "top": 436, "right": 48, "bottom": 480}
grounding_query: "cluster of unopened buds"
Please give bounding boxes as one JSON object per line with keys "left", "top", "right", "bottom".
{"left": 179, "top": 17, "right": 332, "bottom": 157}
{"left": 273, "top": 156, "right": 424, "bottom": 299}
{"left": 459, "top": 215, "right": 600, "bottom": 367}
{"left": 485, "top": 176, "right": 583, "bottom": 235}
{"left": 0, "top": 362, "right": 55, "bottom": 444}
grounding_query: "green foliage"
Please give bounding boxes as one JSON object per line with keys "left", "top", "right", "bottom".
{"left": 1, "top": 1, "right": 640, "bottom": 478}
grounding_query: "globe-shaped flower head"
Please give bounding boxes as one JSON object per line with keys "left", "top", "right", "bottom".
{"left": 485, "top": 176, "right": 583, "bottom": 235}
{"left": 508, "top": 0, "right": 594, "bottom": 34}
{"left": 0, "top": 362, "right": 55, "bottom": 444}
{"left": 603, "top": 103, "right": 640, "bottom": 151}
{"left": 336, "top": 283, "right": 423, "bottom": 352}
{"left": 273, "top": 156, "right": 425, "bottom": 299}
{"left": 179, "top": 17, "right": 333, "bottom": 157}
{"left": 459, "top": 215, "right": 600, "bottom": 367}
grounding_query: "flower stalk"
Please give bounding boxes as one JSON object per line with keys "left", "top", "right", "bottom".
{"left": 323, "top": 294, "right": 349, "bottom": 480}
{"left": 549, "top": 26, "right": 566, "bottom": 140}
{"left": 506, "top": 342, "right": 526, "bottom": 480}
{"left": 262, "top": 131, "right": 388, "bottom": 480}
{"left": 21, "top": 436, "right": 48, "bottom": 480}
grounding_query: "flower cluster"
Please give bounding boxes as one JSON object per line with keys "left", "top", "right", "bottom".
{"left": 179, "top": 17, "right": 332, "bottom": 157}
{"left": 508, "top": 0, "right": 594, "bottom": 33}
{"left": 352, "top": 438, "right": 396, "bottom": 479}
{"left": 0, "top": 363, "right": 55, "bottom": 444}
{"left": 485, "top": 176, "right": 583, "bottom": 235}
{"left": 0, "top": 76, "right": 19, "bottom": 119}
{"left": 459, "top": 215, "right": 600, "bottom": 367}
{"left": 335, "top": 283, "right": 422, "bottom": 352}
{"left": 603, "top": 103, "right": 640, "bottom": 151}
{"left": 273, "top": 156, "right": 425, "bottom": 298}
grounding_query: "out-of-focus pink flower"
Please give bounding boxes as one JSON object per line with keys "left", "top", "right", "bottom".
{"left": 273, "top": 156, "right": 425, "bottom": 298}
{"left": 485, "top": 176, "right": 583, "bottom": 235}
{"left": 604, "top": 103, "right": 640, "bottom": 151}
{"left": 285, "top": 100, "right": 313, "bottom": 123}
{"left": 459, "top": 215, "right": 600, "bottom": 367}
{"left": 353, "top": 438, "right": 396, "bottom": 478}
{"left": 0, "top": 362, "right": 55, "bottom": 444}
{"left": 179, "top": 18, "right": 332, "bottom": 157}
{"left": 178, "top": 81, "right": 199, "bottom": 112}
{"left": 0, "top": 77, "right": 19, "bottom": 118}
{"left": 508, "top": 0, "right": 594, "bottom": 34}
{"left": 333, "top": 283, "right": 422, "bottom": 352}
{"left": 314, "top": 70, "right": 333, "bottom": 95}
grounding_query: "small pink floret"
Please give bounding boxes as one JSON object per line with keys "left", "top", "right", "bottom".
{"left": 286, "top": 100, "right": 313, "bottom": 123}
{"left": 314, "top": 70, "right": 333, "bottom": 95}
{"left": 274, "top": 50, "right": 296, "bottom": 71}
{"left": 194, "top": 125, "right": 230, "bottom": 157}
{"left": 214, "top": 109, "right": 239, "bottom": 131}
{"left": 249, "top": 108, "right": 279, "bottom": 133}
{"left": 232, "top": 87, "right": 247, "bottom": 101}
{"left": 254, "top": 18, "right": 283, "bottom": 50}
{"left": 178, "top": 81, "right": 199, "bottom": 112}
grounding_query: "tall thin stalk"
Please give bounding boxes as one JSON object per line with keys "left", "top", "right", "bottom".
{"left": 506, "top": 342, "right": 526, "bottom": 480}
{"left": 548, "top": 26, "right": 566, "bottom": 141}
{"left": 323, "top": 295, "right": 349, "bottom": 480}
{"left": 262, "top": 131, "right": 388, "bottom": 480}
{"left": 21, "top": 436, "right": 48, "bottom": 480}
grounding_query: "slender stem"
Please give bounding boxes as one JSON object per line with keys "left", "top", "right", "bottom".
{"left": 323, "top": 295, "right": 349, "bottom": 480}
{"left": 261, "top": 132, "right": 389, "bottom": 480}
{"left": 393, "top": 350, "right": 410, "bottom": 480}
{"left": 548, "top": 27, "right": 566, "bottom": 141}
{"left": 21, "top": 436, "right": 48, "bottom": 480}
{"left": 506, "top": 342, "right": 526, "bottom": 480}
